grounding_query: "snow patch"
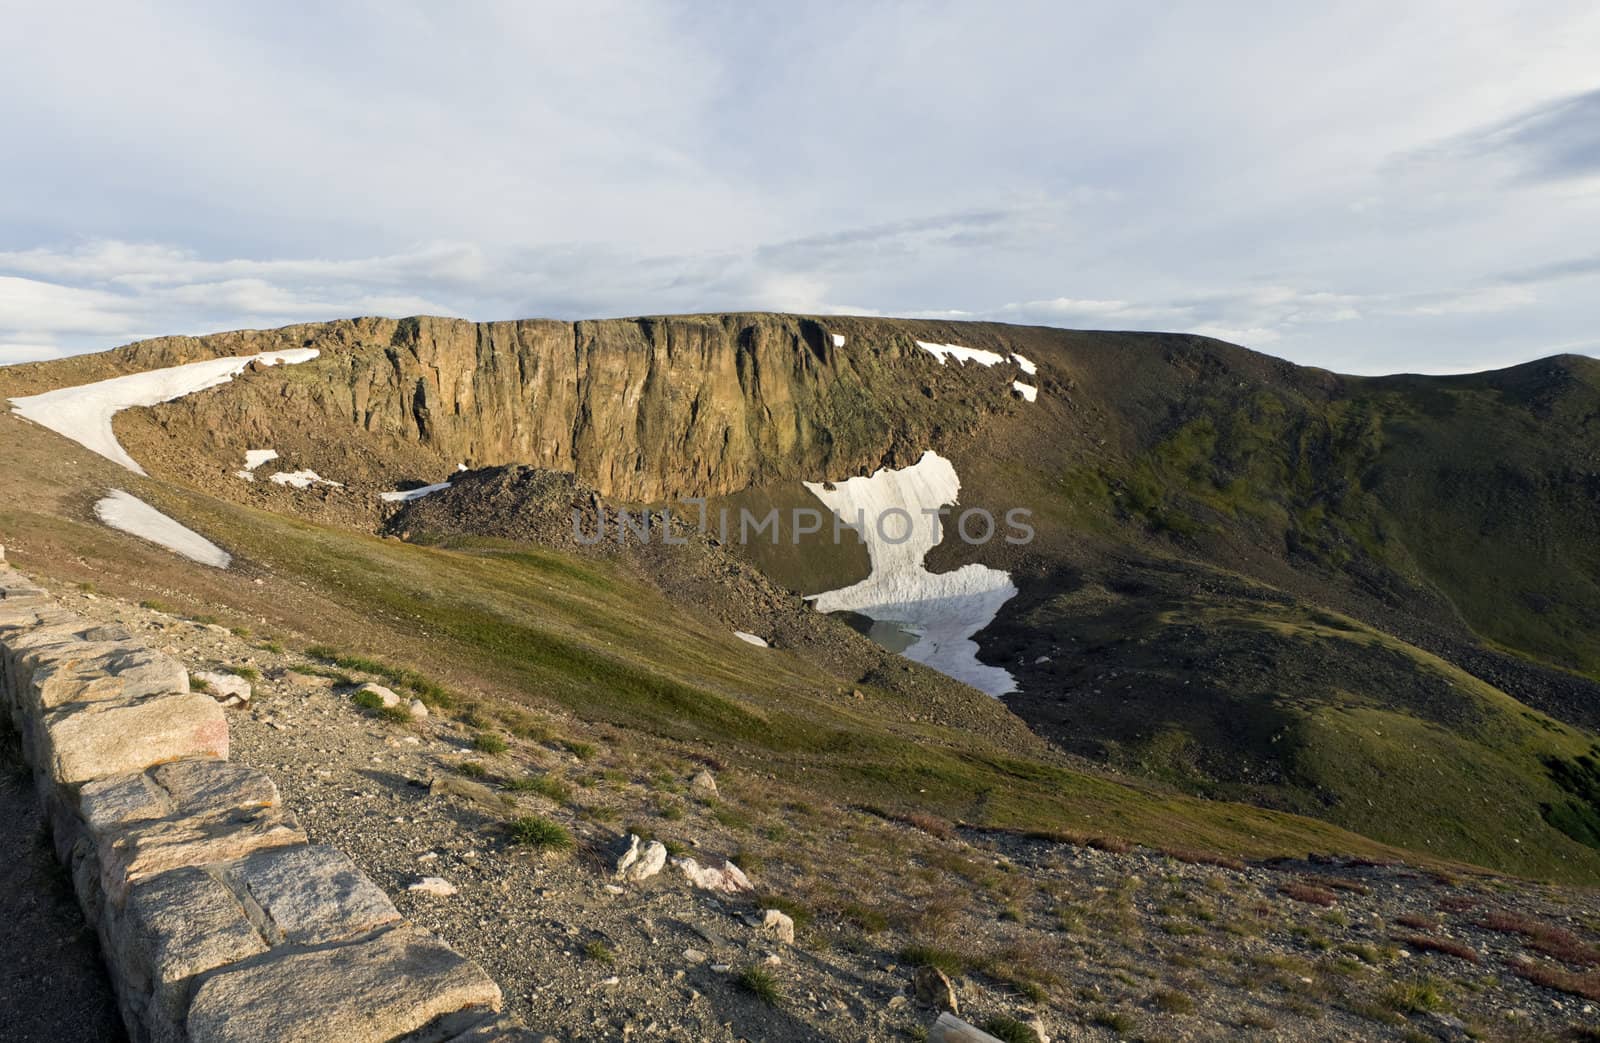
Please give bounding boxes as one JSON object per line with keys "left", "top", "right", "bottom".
{"left": 7, "top": 350, "right": 320, "bottom": 475}
{"left": 243, "top": 449, "right": 279, "bottom": 471}
{"left": 234, "top": 471, "right": 256, "bottom": 483}
{"left": 1012, "top": 353, "right": 1037, "bottom": 376}
{"left": 733, "top": 631, "right": 769, "bottom": 647}
{"left": 1012, "top": 381, "right": 1038, "bottom": 402}
{"left": 94, "top": 490, "right": 231, "bottom": 568}
{"left": 914, "top": 340, "right": 1007, "bottom": 367}
{"left": 804, "top": 450, "right": 1017, "bottom": 696}
{"left": 380, "top": 480, "right": 452, "bottom": 503}
{"left": 831, "top": 333, "right": 846, "bottom": 348}
{"left": 270, "top": 470, "right": 342, "bottom": 489}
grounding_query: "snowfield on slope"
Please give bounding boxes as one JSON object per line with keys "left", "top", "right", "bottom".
{"left": 94, "top": 490, "right": 231, "bottom": 568}
{"left": 8, "top": 350, "right": 320, "bottom": 474}
{"left": 380, "top": 480, "right": 452, "bottom": 503}
{"left": 804, "top": 450, "right": 1017, "bottom": 696}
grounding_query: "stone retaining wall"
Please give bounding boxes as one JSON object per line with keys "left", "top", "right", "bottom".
{"left": 0, "top": 552, "right": 544, "bottom": 1043}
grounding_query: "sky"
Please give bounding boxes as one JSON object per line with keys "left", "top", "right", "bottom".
{"left": 2, "top": 2, "right": 1598, "bottom": 375}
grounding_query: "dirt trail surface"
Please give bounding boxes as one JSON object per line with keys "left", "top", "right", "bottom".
{"left": 42, "top": 584, "right": 1600, "bottom": 1043}
{"left": 0, "top": 730, "right": 126, "bottom": 1042}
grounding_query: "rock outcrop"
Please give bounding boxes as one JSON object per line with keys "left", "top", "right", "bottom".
{"left": 94, "top": 314, "right": 1030, "bottom": 502}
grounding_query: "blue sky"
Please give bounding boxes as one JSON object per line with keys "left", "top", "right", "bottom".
{"left": 2, "top": 1, "right": 1597, "bottom": 374}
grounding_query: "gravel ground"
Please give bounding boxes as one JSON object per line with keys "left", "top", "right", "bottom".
{"left": 45, "top": 588, "right": 1600, "bottom": 1042}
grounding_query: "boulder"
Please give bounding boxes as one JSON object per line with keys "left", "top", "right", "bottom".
{"left": 193, "top": 669, "right": 252, "bottom": 708}
{"left": 914, "top": 965, "right": 959, "bottom": 1013}
{"left": 408, "top": 698, "right": 429, "bottom": 720}
{"left": 759, "top": 908, "right": 795, "bottom": 945}
{"left": 355, "top": 682, "right": 400, "bottom": 708}
{"left": 689, "top": 769, "right": 718, "bottom": 800}
{"left": 612, "top": 835, "right": 667, "bottom": 883}
{"left": 672, "top": 856, "right": 752, "bottom": 894}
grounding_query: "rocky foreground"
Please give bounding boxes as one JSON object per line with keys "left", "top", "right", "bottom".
{"left": 31, "top": 584, "right": 1600, "bottom": 1043}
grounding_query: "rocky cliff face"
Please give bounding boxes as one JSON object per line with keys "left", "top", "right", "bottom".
{"left": 108, "top": 314, "right": 1032, "bottom": 501}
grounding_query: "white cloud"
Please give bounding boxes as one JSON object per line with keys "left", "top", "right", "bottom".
{"left": 0, "top": 343, "right": 66, "bottom": 365}
{"left": 0, "top": 3, "right": 1598, "bottom": 374}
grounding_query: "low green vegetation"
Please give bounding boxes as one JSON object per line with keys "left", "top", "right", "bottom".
{"left": 507, "top": 815, "right": 572, "bottom": 851}
{"left": 735, "top": 965, "right": 781, "bottom": 1006}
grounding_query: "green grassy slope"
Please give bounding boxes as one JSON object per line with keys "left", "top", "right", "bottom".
{"left": 0, "top": 476, "right": 1435, "bottom": 872}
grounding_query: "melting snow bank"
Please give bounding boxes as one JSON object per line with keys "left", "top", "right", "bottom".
{"left": 733, "top": 631, "right": 769, "bottom": 647}
{"left": 380, "top": 480, "right": 451, "bottom": 503}
{"left": 1012, "top": 381, "right": 1038, "bottom": 402}
{"left": 243, "top": 449, "right": 279, "bottom": 471}
{"left": 915, "top": 340, "right": 1007, "bottom": 367}
{"left": 270, "top": 470, "right": 342, "bottom": 489}
{"left": 1012, "top": 353, "right": 1037, "bottom": 376}
{"left": 93, "top": 490, "right": 231, "bottom": 568}
{"left": 804, "top": 451, "right": 1018, "bottom": 696}
{"left": 8, "top": 350, "right": 320, "bottom": 475}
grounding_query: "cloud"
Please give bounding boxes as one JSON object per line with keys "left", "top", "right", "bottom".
{"left": 0, "top": 343, "right": 66, "bottom": 365}
{"left": 1, "top": 3, "right": 1598, "bottom": 376}
{"left": 1418, "top": 87, "right": 1600, "bottom": 184}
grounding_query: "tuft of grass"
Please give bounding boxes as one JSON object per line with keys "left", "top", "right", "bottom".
{"left": 900, "top": 944, "right": 965, "bottom": 977}
{"left": 1476, "top": 910, "right": 1600, "bottom": 967}
{"left": 729, "top": 848, "right": 764, "bottom": 874}
{"left": 473, "top": 732, "right": 509, "bottom": 755}
{"left": 904, "top": 812, "right": 955, "bottom": 840}
{"left": 1394, "top": 912, "right": 1437, "bottom": 930}
{"left": 352, "top": 688, "right": 386, "bottom": 711}
{"left": 1382, "top": 978, "right": 1447, "bottom": 1013}
{"left": 1399, "top": 934, "right": 1480, "bottom": 963}
{"left": 457, "top": 761, "right": 488, "bottom": 778}
{"left": 503, "top": 774, "right": 571, "bottom": 803}
{"left": 841, "top": 902, "right": 889, "bottom": 934}
{"left": 1280, "top": 882, "right": 1340, "bottom": 907}
{"left": 223, "top": 665, "right": 259, "bottom": 681}
{"left": 508, "top": 815, "right": 573, "bottom": 851}
{"left": 1506, "top": 959, "right": 1600, "bottom": 1000}
{"left": 1090, "top": 1010, "right": 1137, "bottom": 1035}
{"left": 378, "top": 704, "right": 412, "bottom": 723}
{"left": 560, "top": 739, "right": 598, "bottom": 760}
{"left": 736, "top": 965, "right": 781, "bottom": 1006}
{"left": 980, "top": 1016, "right": 1040, "bottom": 1043}
{"left": 189, "top": 676, "right": 212, "bottom": 693}
{"left": 1150, "top": 989, "right": 1195, "bottom": 1014}
{"left": 583, "top": 940, "right": 614, "bottom": 965}
{"left": 138, "top": 599, "right": 170, "bottom": 612}
{"left": 304, "top": 644, "right": 453, "bottom": 707}
{"left": 259, "top": 640, "right": 286, "bottom": 654}
{"left": 1162, "top": 847, "right": 1246, "bottom": 872}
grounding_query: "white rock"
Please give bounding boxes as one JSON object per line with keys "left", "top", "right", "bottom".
{"left": 614, "top": 834, "right": 668, "bottom": 883}
{"left": 673, "top": 857, "right": 752, "bottom": 895}
{"left": 191, "top": 670, "right": 251, "bottom": 707}
{"left": 355, "top": 683, "right": 400, "bottom": 708}
{"left": 407, "top": 698, "right": 428, "bottom": 720}
{"left": 407, "top": 876, "right": 457, "bottom": 897}
{"left": 690, "top": 769, "right": 718, "bottom": 799}
{"left": 760, "top": 908, "right": 795, "bottom": 945}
